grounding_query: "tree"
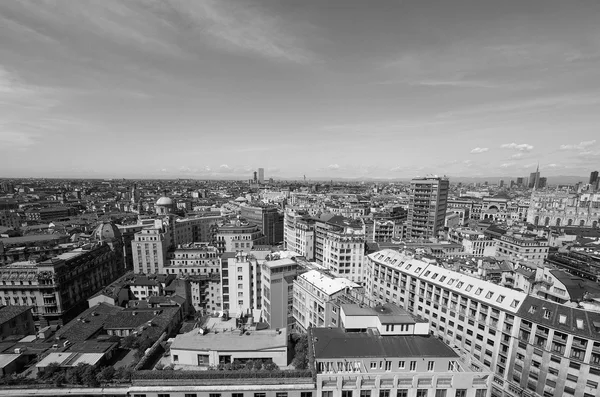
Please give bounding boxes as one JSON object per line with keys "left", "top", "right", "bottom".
{"left": 263, "top": 360, "right": 279, "bottom": 371}
{"left": 96, "top": 366, "right": 116, "bottom": 384}
{"left": 292, "top": 334, "right": 309, "bottom": 370}
{"left": 81, "top": 365, "right": 99, "bottom": 387}
{"left": 38, "top": 362, "right": 61, "bottom": 380}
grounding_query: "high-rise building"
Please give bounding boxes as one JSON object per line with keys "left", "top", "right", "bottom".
{"left": 529, "top": 165, "right": 540, "bottom": 189}
{"left": 220, "top": 250, "right": 267, "bottom": 318}
{"left": 261, "top": 256, "right": 300, "bottom": 330}
{"left": 516, "top": 177, "right": 524, "bottom": 186}
{"left": 258, "top": 168, "right": 265, "bottom": 184}
{"left": 537, "top": 176, "right": 547, "bottom": 189}
{"left": 590, "top": 171, "right": 599, "bottom": 185}
{"left": 240, "top": 204, "right": 284, "bottom": 245}
{"left": 407, "top": 176, "right": 449, "bottom": 239}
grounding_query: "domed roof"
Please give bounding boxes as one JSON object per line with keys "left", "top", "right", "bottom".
{"left": 235, "top": 196, "right": 247, "bottom": 202}
{"left": 156, "top": 196, "right": 174, "bottom": 206}
{"left": 92, "top": 222, "right": 122, "bottom": 241}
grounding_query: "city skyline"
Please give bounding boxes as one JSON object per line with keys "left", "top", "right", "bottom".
{"left": 1, "top": 0, "right": 600, "bottom": 179}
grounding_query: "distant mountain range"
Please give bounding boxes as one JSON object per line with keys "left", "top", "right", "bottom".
{"left": 272, "top": 175, "right": 591, "bottom": 185}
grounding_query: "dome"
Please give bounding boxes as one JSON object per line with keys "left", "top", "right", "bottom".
{"left": 92, "top": 222, "right": 122, "bottom": 241}
{"left": 235, "top": 196, "right": 247, "bottom": 202}
{"left": 156, "top": 196, "right": 174, "bottom": 206}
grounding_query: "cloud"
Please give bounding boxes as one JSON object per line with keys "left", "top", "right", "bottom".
{"left": 559, "top": 140, "right": 596, "bottom": 150}
{"left": 217, "top": 164, "right": 235, "bottom": 173}
{"left": 470, "top": 147, "right": 488, "bottom": 154}
{"left": 195, "top": 0, "right": 315, "bottom": 63}
{"left": 501, "top": 143, "right": 534, "bottom": 152}
{"left": 509, "top": 152, "right": 528, "bottom": 159}
{"left": 327, "top": 164, "right": 340, "bottom": 171}
{"left": 500, "top": 162, "right": 515, "bottom": 168}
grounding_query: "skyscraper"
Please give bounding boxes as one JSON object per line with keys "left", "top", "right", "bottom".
{"left": 590, "top": 170, "right": 599, "bottom": 185}
{"left": 258, "top": 168, "right": 265, "bottom": 183}
{"left": 407, "top": 176, "right": 449, "bottom": 239}
{"left": 529, "top": 164, "right": 540, "bottom": 189}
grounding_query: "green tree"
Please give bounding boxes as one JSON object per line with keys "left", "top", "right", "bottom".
{"left": 291, "top": 334, "right": 309, "bottom": 370}
{"left": 96, "top": 366, "right": 116, "bottom": 384}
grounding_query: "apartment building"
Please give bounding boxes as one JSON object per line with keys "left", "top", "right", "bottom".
{"left": 240, "top": 204, "right": 284, "bottom": 245}
{"left": 215, "top": 223, "right": 266, "bottom": 254}
{"left": 221, "top": 251, "right": 264, "bottom": 318}
{"left": 322, "top": 229, "right": 365, "bottom": 284}
{"left": 365, "top": 248, "right": 600, "bottom": 397}
{"left": 0, "top": 211, "right": 20, "bottom": 229}
{"left": 261, "top": 257, "right": 300, "bottom": 330}
{"left": 314, "top": 215, "right": 364, "bottom": 266}
{"left": 189, "top": 273, "right": 222, "bottom": 313}
{"left": 292, "top": 269, "right": 361, "bottom": 332}
{"left": 0, "top": 242, "right": 124, "bottom": 327}
{"left": 164, "top": 242, "right": 220, "bottom": 276}
{"left": 311, "top": 326, "right": 490, "bottom": 397}
{"left": 448, "top": 228, "right": 497, "bottom": 257}
{"left": 284, "top": 207, "right": 316, "bottom": 260}
{"left": 132, "top": 219, "right": 171, "bottom": 274}
{"left": 407, "top": 177, "right": 449, "bottom": 239}
{"left": 494, "top": 232, "right": 549, "bottom": 265}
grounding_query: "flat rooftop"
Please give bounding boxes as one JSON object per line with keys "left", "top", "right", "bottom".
{"left": 299, "top": 270, "right": 359, "bottom": 296}
{"left": 170, "top": 328, "right": 287, "bottom": 352}
{"left": 311, "top": 328, "right": 458, "bottom": 359}
{"left": 341, "top": 303, "right": 421, "bottom": 324}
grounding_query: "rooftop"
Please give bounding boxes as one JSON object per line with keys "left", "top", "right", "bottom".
{"left": 299, "top": 270, "right": 360, "bottom": 296}
{"left": 170, "top": 328, "right": 287, "bottom": 352}
{"left": 310, "top": 328, "right": 457, "bottom": 359}
{"left": 0, "top": 305, "right": 32, "bottom": 325}
{"left": 341, "top": 303, "right": 422, "bottom": 324}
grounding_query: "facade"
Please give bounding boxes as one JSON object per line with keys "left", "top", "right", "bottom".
{"left": 292, "top": 269, "right": 361, "bottom": 332}
{"left": 189, "top": 273, "right": 222, "bottom": 313}
{"left": 261, "top": 257, "right": 299, "bottom": 330}
{"left": 310, "top": 326, "right": 491, "bottom": 397}
{"left": 240, "top": 204, "right": 284, "bottom": 245}
{"left": 322, "top": 228, "right": 365, "bottom": 284}
{"left": 494, "top": 232, "right": 549, "bottom": 265}
{"left": 170, "top": 327, "right": 288, "bottom": 368}
{"left": 24, "top": 207, "right": 77, "bottom": 221}
{"left": 164, "top": 243, "right": 220, "bottom": 276}
{"left": 132, "top": 219, "right": 170, "bottom": 274}
{"left": 448, "top": 228, "right": 497, "bottom": 257}
{"left": 407, "top": 177, "right": 450, "bottom": 239}
{"left": 258, "top": 168, "right": 265, "bottom": 184}
{"left": 215, "top": 223, "right": 267, "bottom": 255}
{"left": 527, "top": 192, "right": 600, "bottom": 228}
{"left": 0, "top": 211, "right": 20, "bottom": 229}
{"left": 365, "top": 248, "right": 600, "bottom": 397}
{"left": 221, "top": 251, "right": 263, "bottom": 318}
{"left": 284, "top": 207, "right": 316, "bottom": 260}
{"left": 0, "top": 242, "right": 124, "bottom": 327}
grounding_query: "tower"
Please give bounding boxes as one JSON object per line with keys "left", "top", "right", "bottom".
{"left": 258, "top": 168, "right": 265, "bottom": 184}
{"left": 407, "top": 176, "right": 449, "bottom": 239}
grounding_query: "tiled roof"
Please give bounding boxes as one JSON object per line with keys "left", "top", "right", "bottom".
{"left": 53, "top": 303, "right": 123, "bottom": 342}
{"left": 0, "top": 306, "right": 32, "bottom": 325}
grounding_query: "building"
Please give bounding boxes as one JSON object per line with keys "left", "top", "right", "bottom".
{"left": 529, "top": 170, "right": 540, "bottom": 189}
{"left": 215, "top": 222, "right": 267, "bottom": 254}
{"left": 24, "top": 207, "right": 77, "bottom": 221}
{"left": 155, "top": 196, "right": 176, "bottom": 215}
{"left": 310, "top": 326, "right": 491, "bottom": 397}
{"left": 189, "top": 273, "right": 222, "bottom": 313}
{"left": 0, "top": 211, "right": 20, "bottom": 229}
{"left": 448, "top": 228, "right": 497, "bottom": 257}
{"left": 170, "top": 327, "right": 288, "bottom": 368}
{"left": 0, "top": 306, "right": 35, "bottom": 338}
{"left": 240, "top": 204, "right": 284, "bottom": 245}
{"left": 220, "top": 251, "right": 265, "bottom": 318}
{"left": 292, "top": 269, "right": 361, "bottom": 332}
{"left": 132, "top": 219, "right": 170, "bottom": 274}
{"left": 494, "top": 232, "right": 549, "bottom": 265}
{"left": 261, "top": 256, "right": 300, "bottom": 330}
{"left": 284, "top": 207, "right": 316, "bottom": 260}
{"left": 407, "top": 177, "right": 450, "bottom": 239}
{"left": 537, "top": 177, "right": 547, "bottom": 189}
{"left": 0, "top": 241, "right": 124, "bottom": 327}
{"left": 527, "top": 192, "right": 600, "bottom": 228}
{"left": 314, "top": 215, "right": 364, "bottom": 266}
{"left": 590, "top": 171, "right": 599, "bottom": 185}
{"left": 365, "top": 248, "right": 600, "bottom": 397}
{"left": 258, "top": 168, "right": 265, "bottom": 184}
{"left": 164, "top": 242, "right": 220, "bottom": 276}
{"left": 322, "top": 228, "right": 365, "bottom": 284}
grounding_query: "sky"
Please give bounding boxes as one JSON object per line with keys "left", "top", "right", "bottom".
{"left": 1, "top": 0, "right": 600, "bottom": 180}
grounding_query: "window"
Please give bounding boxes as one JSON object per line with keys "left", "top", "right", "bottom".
{"left": 398, "top": 360, "right": 405, "bottom": 369}
{"left": 370, "top": 361, "right": 377, "bottom": 369}
{"left": 385, "top": 361, "right": 392, "bottom": 371}
{"left": 416, "top": 390, "right": 428, "bottom": 397}
{"left": 475, "top": 288, "right": 483, "bottom": 295}
{"left": 360, "top": 391, "right": 371, "bottom": 397}
{"left": 435, "top": 391, "right": 447, "bottom": 397}
{"left": 428, "top": 361, "right": 435, "bottom": 371}
{"left": 380, "top": 391, "right": 390, "bottom": 397}
{"left": 158, "top": 394, "right": 170, "bottom": 397}
{"left": 185, "top": 394, "right": 197, "bottom": 397}
{"left": 410, "top": 361, "right": 417, "bottom": 371}
{"left": 133, "top": 395, "right": 146, "bottom": 397}
{"left": 397, "top": 391, "right": 408, "bottom": 397}
{"left": 233, "top": 394, "right": 244, "bottom": 397}
{"left": 277, "top": 394, "right": 288, "bottom": 397}
{"left": 475, "top": 391, "right": 486, "bottom": 397}
{"left": 485, "top": 291, "right": 493, "bottom": 299}
{"left": 209, "top": 394, "right": 220, "bottom": 397}
{"left": 342, "top": 392, "right": 353, "bottom": 397}
{"left": 301, "top": 393, "right": 313, "bottom": 397}
{"left": 455, "top": 391, "right": 467, "bottom": 397}
{"left": 254, "top": 394, "right": 266, "bottom": 397}
{"left": 173, "top": 355, "right": 179, "bottom": 362}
